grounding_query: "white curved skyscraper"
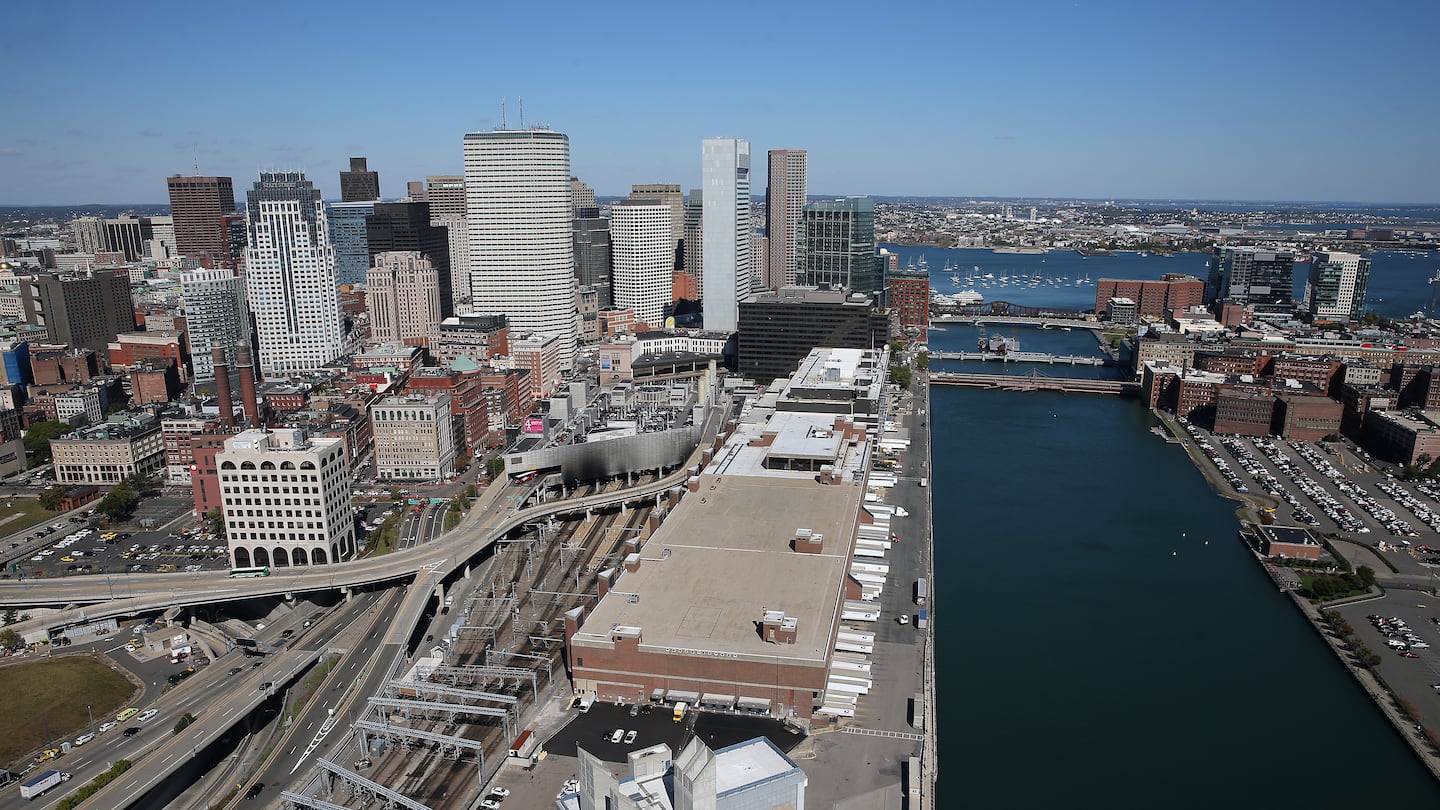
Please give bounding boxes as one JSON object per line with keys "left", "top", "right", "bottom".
{"left": 701, "top": 137, "right": 751, "bottom": 332}
{"left": 464, "top": 128, "right": 578, "bottom": 369}
{"left": 610, "top": 200, "right": 674, "bottom": 327}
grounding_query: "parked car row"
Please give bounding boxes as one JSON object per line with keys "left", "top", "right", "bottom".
{"left": 1246, "top": 437, "right": 1372, "bottom": 533}
{"left": 1376, "top": 481, "right": 1440, "bottom": 533}
{"left": 1290, "top": 440, "right": 1417, "bottom": 537}
{"left": 1179, "top": 421, "right": 1251, "bottom": 494}
{"left": 1369, "top": 614, "right": 1431, "bottom": 654}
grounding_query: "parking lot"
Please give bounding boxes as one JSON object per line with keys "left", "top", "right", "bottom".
{"left": 1333, "top": 593, "right": 1440, "bottom": 725}
{"left": 6, "top": 519, "right": 232, "bottom": 581}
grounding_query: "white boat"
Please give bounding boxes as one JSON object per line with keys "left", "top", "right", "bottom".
{"left": 954, "top": 290, "right": 984, "bottom": 305}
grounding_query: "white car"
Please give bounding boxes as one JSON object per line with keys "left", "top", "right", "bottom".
{"left": 624, "top": 730, "right": 637, "bottom": 745}
{"left": 489, "top": 787, "right": 510, "bottom": 798}
{"left": 481, "top": 801, "right": 502, "bottom": 810}
{"left": 73, "top": 733, "right": 95, "bottom": 746}
{"left": 137, "top": 709, "right": 159, "bottom": 723}
{"left": 897, "top": 614, "right": 910, "bottom": 625}
{"left": 610, "top": 728, "right": 624, "bottom": 743}
{"left": 98, "top": 721, "right": 117, "bottom": 733}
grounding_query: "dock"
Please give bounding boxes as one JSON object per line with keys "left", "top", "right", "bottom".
{"left": 928, "top": 351, "right": 1109, "bottom": 366}
{"left": 928, "top": 371, "right": 1139, "bottom": 397}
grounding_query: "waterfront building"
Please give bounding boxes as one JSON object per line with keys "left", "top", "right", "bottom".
{"left": 1256, "top": 525, "right": 1323, "bottom": 561}
{"left": 701, "top": 138, "right": 751, "bottom": 332}
{"left": 370, "top": 393, "right": 456, "bottom": 481}
{"left": 610, "top": 200, "right": 674, "bottom": 327}
{"left": 19, "top": 268, "right": 137, "bottom": 351}
{"left": 167, "top": 175, "right": 237, "bottom": 262}
{"left": 1106, "top": 297, "right": 1138, "bottom": 326}
{"left": 1094, "top": 273, "right": 1205, "bottom": 320}
{"left": 366, "top": 201, "right": 452, "bottom": 319}
{"left": 180, "top": 267, "right": 247, "bottom": 384}
{"left": 1207, "top": 247, "right": 1295, "bottom": 313}
{"left": 339, "top": 157, "right": 380, "bottom": 202}
{"left": 218, "top": 427, "right": 355, "bottom": 567}
{"left": 573, "top": 737, "right": 806, "bottom": 810}
{"left": 629, "top": 183, "right": 684, "bottom": 270}
{"left": 798, "top": 197, "right": 879, "bottom": 297}
{"left": 327, "top": 200, "right": 376, "bottom": 288}
{"left": 435, "top": 314, "right": 509, "bottom": 365}
{"left": 1306, "top": 251, "right": 1371, "bottom": 322}
{"left": 1271, "top": 356, "right": 1342, "bottom": 395}
{"left": 565, "top": 346, "right": 883, "bottom": 720}
{"left": 766, "top": 149, "right": 807, "bottom": 290}
{"left": 1366, "top": 409, "right": 1440, "bottom": 466}
{"left": 465, "top": 128, "right": 578, "bottom": 368}
{"left": 243, "top": 172, "right": 346, "bottom": 376}
{"left": 886, "top": 267, "right": 930, "bottom": 340}
{"left": 1129, "top": 332, "right": 1200, "bottom": 379}
{"left": 736, "top": 286, "right": 886, "bottom": 384}
{"left": 366, "top": 251, "right": 442, "bottom": 349}
{"left": 573, "top": 207, "right": 613, "bottom": 306}
{"left": 50, "top": 414, "right": 165, "bottom": 485}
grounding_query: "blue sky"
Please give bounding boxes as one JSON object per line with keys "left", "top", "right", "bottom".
{"left": 2, "top": 0, "right": 1437, "bottom": 205}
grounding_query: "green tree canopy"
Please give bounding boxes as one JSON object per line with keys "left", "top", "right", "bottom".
{"left": 485, "top": 457, "right": 506, "bottom": 480}
{"left": 39, "top": 487, "right": 66, "bottom": 511}
{"left": 23, "top": 421, "right": 73, "bottom": 464}
{"left": 97, "top": 482, "right": 138, "bottom": 522}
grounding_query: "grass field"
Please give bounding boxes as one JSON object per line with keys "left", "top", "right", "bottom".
{"left": 0, "top": 497, "right": 63, "bottom": 536}
{"left": 0, "top": 656, "right": 135, "bottom": 767}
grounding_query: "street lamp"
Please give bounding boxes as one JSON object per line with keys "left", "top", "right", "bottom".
{"left": 86, "top": 704, "right": 93, "bottom": 733}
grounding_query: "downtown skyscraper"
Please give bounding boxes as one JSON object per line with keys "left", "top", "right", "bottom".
{"left": 610, "top": 200, "right": 674, "bottom": 326}
{"left": 464, "top": 128, "right": 578, "bottom": 368}
{"left": 167, "top": 175, "right": 237, "bottom": 263}
{"left": 180, "top": 267, "right": 248, "bottom": 383}
{"left": 701, "top": 138, "right": 751, "bottom": 332}
{"left": 243, "top": 172, "right": 345, "bottom": 375}
{"left": 765, "top": 150, "right": 807, "bottom": 290}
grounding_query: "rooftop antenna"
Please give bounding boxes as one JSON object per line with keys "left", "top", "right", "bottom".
{"left": 193, "top": 144, "right": 200, "bottom": 176}
{"left": 500, "top": 97, "right": 507, "bottom": 130}
{"left": 519, "top": 97, "right": 525, "bottom": 130}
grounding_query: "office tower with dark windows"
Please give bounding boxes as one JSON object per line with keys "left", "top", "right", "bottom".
{"left": 701, "top": 138, "right": 751, "bottom": 332}
{"left": 340, "top": 156, "right": 380, "bottom": 202}
{"left": 736, "top": 286, "right": 887, "bottom": 384}
{"left": 181, "top": 268, "right": 247, "bottom": 383}
{"left": 683, "top": 189, "right": 704, "bottom": 287}
{"left": 327, "top": 201, "right": 376, "bottom": 287}
{"left": 243, "top": 172, "right": 344, "bottom": 375}
{"left": 366, "top": 201, "right": 452, "bottom": 319}
{"left": 766, "top": 149, "right": 807, "bottom": 290}
{"left": 464, "top": 128, "right": 578, "bottom": 368}
{"left": 20, "top": 269, "right": 137, "bottom": 350}
{"left": 573, "top": 207, "right": 612, "bottom": 306}
{"left": 1207, "top": 246, "right": 1296, "bottom": 313}
{"left": 167, "top": 175, "right": 237, "bottom": 262}
{"left": 798, "top": 197, "right": 878, "bottom": 296}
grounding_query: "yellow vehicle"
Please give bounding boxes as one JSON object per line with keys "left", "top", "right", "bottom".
{"left": 35, "top": 748, "right": 59, "bottom": 762}
{"left": 116, "top": 707, "right": 139, "bottom": 722}
{"left": 100, "top": 532, "right": 117, "bottom": 540}
{"left": 120, "top": 552, "right": 133, "bottom": 559}
{"left": 59, "top": 556, "right": 75, "bottom": 562}
{"left": 157, "top": 564, "right": 177, "bottom": 573}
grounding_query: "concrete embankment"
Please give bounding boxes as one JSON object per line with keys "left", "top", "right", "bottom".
{"left": 921, "top": 376, "right": 938, "bottom": 809}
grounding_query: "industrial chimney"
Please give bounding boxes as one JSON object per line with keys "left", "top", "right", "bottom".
{"left": 211, "top": 345, "right": 234, "bottom": 428}
{"left": 236, "top": 342, "right": 260, "bottom": 426}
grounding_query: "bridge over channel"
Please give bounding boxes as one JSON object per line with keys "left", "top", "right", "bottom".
{"left": 928, "top": 371, "right": 1139, "bottom": 396}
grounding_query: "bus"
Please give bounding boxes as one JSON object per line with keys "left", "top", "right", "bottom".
{"left": 116, "top": 707, "right": 139, "bottom": 722}
{"left": 229, "top": 566, "right": 271, "bottom": 578}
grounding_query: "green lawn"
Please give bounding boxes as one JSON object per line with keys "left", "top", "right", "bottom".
{"left": 0, "top": 497, "right": 64, "bottom": 536}
{"left": 0, "top": 656, "right": 135, "bottom": 767}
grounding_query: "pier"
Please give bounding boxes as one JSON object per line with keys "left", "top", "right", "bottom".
{"left": 928, "top": 351, "right": 1109, "bottom": 366}
{"left": 928, "top": 371, "right": 1139, "bottom": 396}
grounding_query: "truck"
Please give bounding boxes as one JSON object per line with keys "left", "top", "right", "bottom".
{"left": 672, "top": 701, "right": 688, "bottom": 722}
{"left": 19, "top": 769, "right": 69, "bottom": 799}
{"left": 915, "top": 578, "right": 928, "bottom": 606}
{"left": 916, "top": 609, "right": 929, "bottom": 630}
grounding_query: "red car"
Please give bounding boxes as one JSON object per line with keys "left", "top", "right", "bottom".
{"left": 1401, "top": 652, "right": 1422, "bottom": 659}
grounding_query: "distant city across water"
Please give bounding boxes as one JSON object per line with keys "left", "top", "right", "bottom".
{"left": 881, "top": 244, "right": 1440, "bottom": 321}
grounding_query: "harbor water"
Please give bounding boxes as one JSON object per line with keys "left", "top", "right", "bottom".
{"left": 918, "top": 248, "right": 1440, "bottom": 806}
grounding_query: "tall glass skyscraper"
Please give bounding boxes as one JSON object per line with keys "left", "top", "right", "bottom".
{"left": 181, "top": 267, "right": 248, "bottom": 383}
{"left": 1307, "top": 251, "right": 1371, "bottom": 321}
{"left": 798, "top": 197, "right": 878, "bottom": 296}
{"left": 244, "top": 172, "right": 345, "bottom": 375}
{"left": 1207, "top": 246, "right": 1296, "bottom": 313}
{"left": 464, "top": 128, "right": 578, "bottom": 368}
{"left": 327, "top": 201, "right": 376, "bottom": 287}
{"left": 701, "top": 138, "right": 751, "bottom": 332}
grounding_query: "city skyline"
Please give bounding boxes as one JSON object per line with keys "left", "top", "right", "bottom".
{"left": 2, "top": 1, "right": 1437, "bottom": 206}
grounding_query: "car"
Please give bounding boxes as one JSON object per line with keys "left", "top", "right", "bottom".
{"left": 122, "top": 727, "right": 140, "bottom": 737}
{"left": 74, "top": 732, "right": 95, "bottom": 746}
{"left": 624, "top": 729, "right": 637, "bottom": 744}
{"left": 480, "top": 801, "right": 502, "bottom": 810}
{"left": 244, "top": 783, "right": 264, "bottom": 800}
{"left": 258, "top": 681, "right": 273, "bottom": 691}
{"left": 137, "top": 709, "right": 159, "bottom": 722}
{"left": 98, "top": 721, "right": 117, "bottom": 733}
{"left": 1401, "top": 652, "right": 1422, "bottom": 659}
{"left": 610, "top": 728, "right": 624, "bottom": 743}
{"left": 897, "top": 614, "right": 910, "bottom": 625}
{"left": 228, "top": 667, "right": 243, "bottom": 676}
{"left": 251, "top": 661, "right": 263, "bottom": 669}
{"left": 489, "top": 787, "right": 510, "bottom": 798}
{"left": 303, "top": 619, "right": 313, "bottom": 628}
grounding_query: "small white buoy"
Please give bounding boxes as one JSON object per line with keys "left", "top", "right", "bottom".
{"left": 1172, "top": 551, "right": 1177, "bottom": 556}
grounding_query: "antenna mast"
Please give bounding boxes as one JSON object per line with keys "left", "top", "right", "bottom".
{"left": 500, "top": 97, "right": 507, "bottom": 130}
{"left": 519, "top": 97, "right": 524, "bottom": 130}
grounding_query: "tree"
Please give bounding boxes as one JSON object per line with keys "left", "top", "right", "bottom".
{"left": 453, "top": 449, "right": 470, "bottom": 474}
{"left": 38, "top": 487, "right": 66, "bottom": 511}
{"left": 203, "top": 508, "right": 227, "bottom": 539}
{"left": 890, "top": 365, "right": 912, "bottom": 389}
{"left": 1357, "top": 565, "right": 1376, "bottom": 589}
{"left": 125, "top": 472, "right": 160, "bottom": 498}
{"left": 484, "top": 457, "right": 505, "bottom": 480}
{"left": 464, "top": 484, "right": 478, "bottom": 499}
{"left": 23, "top": 421, "right": 73, "bottom": 465}
{"left": 97, "top": 482, "right": 138, "bottom": 522}
{"left": 1, "top": 609, "right": 14, "bottom": 626}
{"left": 915, "top": 352, "right": 930, "bottom": 372}
{"left": 0, "top": 628, "right": 18, "bottom": 650}
{"left": 172, "top": 713, "right": 196, "bottom": 734}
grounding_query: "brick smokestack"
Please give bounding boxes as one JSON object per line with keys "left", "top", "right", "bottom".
{"left": 236, "top": 342, "right": 260, "bottom": 426}
{"left": 211, "top": 345, "right": 234, "bottom": 428}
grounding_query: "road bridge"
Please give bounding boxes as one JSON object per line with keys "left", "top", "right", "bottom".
{"left": 928, "top": 351, "right": 1109, "bottom": 366}
{"left": 928, "top": 371, "right": 1139, "bottom": 396}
